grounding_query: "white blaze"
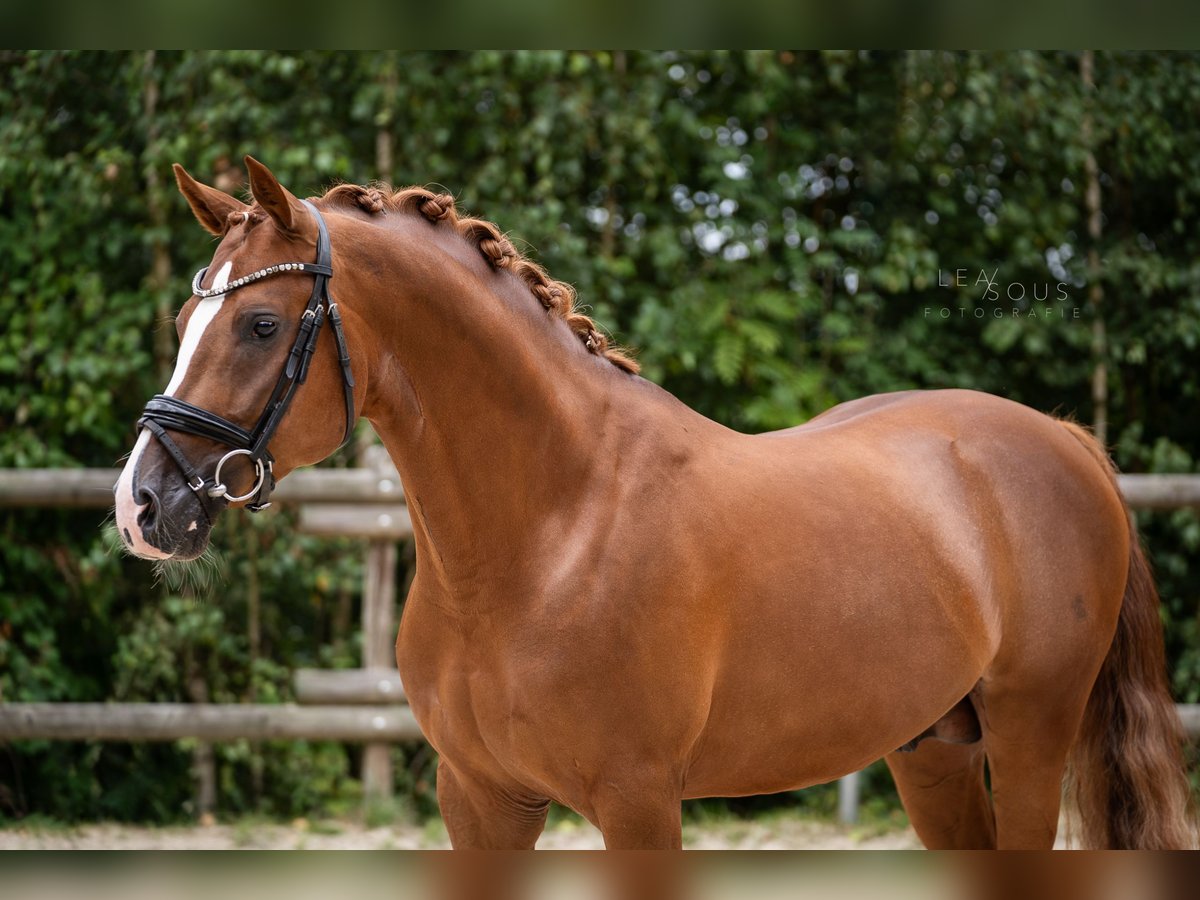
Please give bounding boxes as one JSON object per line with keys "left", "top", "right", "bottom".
{"left": 115, "top": 261, "right": 232, "bottom": 558}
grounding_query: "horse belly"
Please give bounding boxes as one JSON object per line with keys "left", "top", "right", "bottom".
{"left": 675, "top": 412, "right": 1017, "bottom": 797}
{"left": 680, "top": 563, "right": 992, "bottom": 797}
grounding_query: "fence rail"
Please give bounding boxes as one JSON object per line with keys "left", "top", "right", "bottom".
{"left": 1, "top": 701, "right": 1194, "bottom": 743}
{"left": 5, "top": 468, "right": 1200, "bottom": 510}
{"left": 0, "top": 703, "right": 422, "bottom": 742}
{"left": 294, "top": 669, "right": 407, "bottom": 705}
{"left": 0, "top": 467, "right": 404, "bottom": 507}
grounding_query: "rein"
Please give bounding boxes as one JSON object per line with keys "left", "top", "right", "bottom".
{"left": 137, "top": 200, "right": 355, "bottom": 512}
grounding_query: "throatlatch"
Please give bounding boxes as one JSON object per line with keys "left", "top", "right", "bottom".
{"left": 137, "top": 200, "right": 355, "bottom": 512}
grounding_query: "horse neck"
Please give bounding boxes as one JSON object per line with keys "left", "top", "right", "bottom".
{"left": 342, "top": 217, "right": 640, "bottom": 596}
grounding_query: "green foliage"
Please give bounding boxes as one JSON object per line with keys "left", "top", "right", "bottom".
{"left": 1, "top": 51, "right": 1198, "bottom": 823}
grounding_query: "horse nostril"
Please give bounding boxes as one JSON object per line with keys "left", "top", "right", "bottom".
{"left": 135, "top": 486, "right": 160, "bottom": 531}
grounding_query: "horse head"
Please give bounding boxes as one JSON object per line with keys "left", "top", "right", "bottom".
{"left": 114, "top": 157, "right": 360, "bottom": 560}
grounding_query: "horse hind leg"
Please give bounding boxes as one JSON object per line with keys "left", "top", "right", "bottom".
{"left": 976, "top": 597, "right": 1118, "bottom": 848}
{"left": 886, "top": 693, "right": 996, "bottom": 849}
{"left": 974, "top": 681, "right": 1098, "bottom": 849}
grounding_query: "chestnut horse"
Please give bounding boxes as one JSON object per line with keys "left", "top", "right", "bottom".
{"left": 115, "top": 157, "right": 1195, "bottom": 849}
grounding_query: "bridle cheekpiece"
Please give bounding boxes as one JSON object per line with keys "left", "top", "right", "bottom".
{"left": 136, "top": 200, "right": 355, "bottom": 512}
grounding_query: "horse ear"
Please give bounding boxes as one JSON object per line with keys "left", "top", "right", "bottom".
{"left": 244, "top": 156, "right": 309, "bottom": 236}
{"left": 173, "top": 164, "right": 250, "bottom": 236}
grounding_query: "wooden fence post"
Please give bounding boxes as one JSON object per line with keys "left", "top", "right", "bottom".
{"left": 837, "top": 771, "right": 860, "bottom": 826}
{"left": 360, "top": 446, "right": 399, "bottom": 804}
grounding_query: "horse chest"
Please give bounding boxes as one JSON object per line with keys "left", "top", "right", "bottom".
{"left": 397, "top": 607, "right": 540, "bottom": 753}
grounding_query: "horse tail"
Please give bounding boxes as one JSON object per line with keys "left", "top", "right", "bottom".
{"left": 1059, "top": 420, "right": 1196, "bottom": 849}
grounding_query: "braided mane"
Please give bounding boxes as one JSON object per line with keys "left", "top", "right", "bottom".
{"left": 313, "top": 183, "right": 640, "bottom": 375}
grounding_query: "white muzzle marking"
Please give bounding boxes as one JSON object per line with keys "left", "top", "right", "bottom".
{"left": 114, "top": 261, "right": 232, "bottom": 559}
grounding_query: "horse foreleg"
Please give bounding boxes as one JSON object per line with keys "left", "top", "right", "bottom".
{"left": 436, "top": 760, "right": 550, "bottom": 849}
{"left": 590, "top": 772, "right": 684, "bottom": 849}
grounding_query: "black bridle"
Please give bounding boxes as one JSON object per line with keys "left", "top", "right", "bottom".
{"left": 137, "top": 201, "right": 355, "bottom": 512}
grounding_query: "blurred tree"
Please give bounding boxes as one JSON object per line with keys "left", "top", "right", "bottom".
{"left": 0, "top": 50, "right": 1197, "bottom": 823}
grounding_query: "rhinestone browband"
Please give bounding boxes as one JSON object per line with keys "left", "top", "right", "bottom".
{"left": 191, "top": 262, "right": 313, "bottom": 299}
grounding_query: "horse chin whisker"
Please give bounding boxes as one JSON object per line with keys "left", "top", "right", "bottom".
{"left": 152, "top": 545, "right": 222, "bottom": 594}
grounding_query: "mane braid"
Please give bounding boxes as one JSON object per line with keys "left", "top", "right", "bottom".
{"left": 315, "top": 182, "right": 640, "bottom": 375}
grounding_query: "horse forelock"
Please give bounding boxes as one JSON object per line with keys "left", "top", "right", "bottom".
{"left": 310, "top": 182, "right": 640, "bottom": 375}
{"left": 221, "top": 207, "right": 267, "bottom": 234}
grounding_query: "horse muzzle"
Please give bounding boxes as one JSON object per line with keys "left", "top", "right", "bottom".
{"left": 115, "top": 436, "right": 221, "bottom": 561}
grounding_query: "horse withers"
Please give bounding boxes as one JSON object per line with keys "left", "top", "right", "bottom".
{"left": 115, "top": 157, "right": 1196, "bottom": 849}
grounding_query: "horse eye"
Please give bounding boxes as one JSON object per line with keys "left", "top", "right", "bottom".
{"left": 252, "top": 319, "right": 277, "bottom": 339}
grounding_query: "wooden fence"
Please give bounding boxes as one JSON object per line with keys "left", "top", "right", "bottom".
{"left": 0, "top": 446, "right": 415, "bottom": 810}
{"left": 3, "top": 465, "right": 1200, "bottom": 824}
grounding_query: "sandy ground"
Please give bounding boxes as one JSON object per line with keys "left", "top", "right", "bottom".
{"left": 0, "top": 814, "right": 921, "bottom": 850}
